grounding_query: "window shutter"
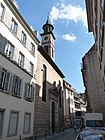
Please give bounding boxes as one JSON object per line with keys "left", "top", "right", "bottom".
{"left": 11, "top": 75, "right": 16, "bottom": 95}
{"left": 32, "top": 87, "right": 35, "bottom": 101}
{"left": 24, "top": 83, "right": 28, "bottom": 99}
{"left": 18, "top": 79, "right": 22, "bottom": 97}
{"left": 20, "top": 80, "right": 23, "bottom": 97}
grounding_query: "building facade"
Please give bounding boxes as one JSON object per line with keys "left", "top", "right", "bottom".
{"left": 0, "top": 0, "right": 39, "bottom": 139}
{"left": 63, "top": 80, "right": 75, "bottom": 128}
{"left": 34, "top": 17, "right": 65, "bottom": 138}
{"left": 63, "top": 80, "right": 86, "bottom": 128}
{"left": 82, "top": 0, "right": 105, "bottom": 120}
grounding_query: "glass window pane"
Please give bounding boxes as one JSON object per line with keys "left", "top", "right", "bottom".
{"left": 24, "top": 113, "right": 31, "bottom": 133}
{"left": 8, "top": 112, "right": 18, "bottom": 136}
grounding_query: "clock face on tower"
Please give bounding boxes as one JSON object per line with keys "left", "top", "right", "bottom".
{"left": 44, "top": 36, "right": 48, "bottom": 41}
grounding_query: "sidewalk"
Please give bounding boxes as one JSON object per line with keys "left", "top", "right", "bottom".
{"left": 35, "top": 127, "right": 80, "bottom": 140}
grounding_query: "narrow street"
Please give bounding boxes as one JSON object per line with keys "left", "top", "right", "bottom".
{"left": 44, "top": 128, "right": 80, "bottom": 140}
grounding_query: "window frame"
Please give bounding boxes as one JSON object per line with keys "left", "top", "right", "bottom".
{"left": 23, "top": 112, "right": 31, "bottom": 134}
{"left": 29, "top": 62, "right": 34, "bottom": 75}
{"left": 42, "top": 64, "right": 47, "bottom": 102}
{"left": 11, "top": 75, "right": 22, "bottom": 97}
{"left": 24, "top": 83, "right": 34, "bottom": 102}
{"left": 10, "top": 18, "right": 18, "bottom": 35}
{"left": 21, "top": 31, "right": 27, "bottom": 45}
{"left": 7, "top": 111, "right": 19, "bottom": 137}
{"left": 29, "top": 42, "right": 35, "bottom": 55}
{"left": 18, "top": 52, "right": 24, "bottom": 68}
{"left": 0, "top": 67, "right": 11, "bottom": 93}
{"left": 4, "top": 41, "right": 14, "bottom": 59}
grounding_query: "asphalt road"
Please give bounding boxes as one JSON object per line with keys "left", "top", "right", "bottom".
{"left": 45, "top": 128, "right": 80, "bottom": 140}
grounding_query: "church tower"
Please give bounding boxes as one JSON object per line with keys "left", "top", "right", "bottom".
{"left": 40, "top": 16, "right": 55, "bottom": 61}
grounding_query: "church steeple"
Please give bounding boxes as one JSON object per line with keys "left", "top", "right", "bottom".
{"left": 40, "top": 17, "right": 55, "bottom": 61}
{"left": 42, "top": 16, "right": 54, "bottom": 33}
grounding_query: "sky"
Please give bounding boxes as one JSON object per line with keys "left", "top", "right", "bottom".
{"left": 15, "top": 0, "right": 94, "bottom": 92}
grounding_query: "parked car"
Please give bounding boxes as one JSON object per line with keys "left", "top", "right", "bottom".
{"left": 75, "top": 128, "right": 105, "bottom": 140}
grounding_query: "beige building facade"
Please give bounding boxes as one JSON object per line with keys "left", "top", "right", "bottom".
{"left": 82, "top": 0, "right": 105, "bottom": 120}
{"left": 0, "top": 0, "right": 39, "bottom": 139}
{"left": 34, "top": 17, "right": 65, "bottom": 138}
{"left": 63, "top": 80, "right": 86, "bottom": 128}
{"left": 63, "top": 80, "right": 75, "bottom": 128}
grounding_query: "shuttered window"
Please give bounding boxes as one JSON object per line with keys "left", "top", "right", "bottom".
{"left": 12, "top": 75, "right": 22, "bottom": 97}
{"left": 0, "top": 67, "right": 11, "bottom": 93}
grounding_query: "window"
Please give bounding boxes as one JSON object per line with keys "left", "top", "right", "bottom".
{"left": 21, "top": 31, "right": 27, "bottom": 45}
{"left": 42, "top": 64, "right": 47, "bottom": 102}
{"left": 0, "top": 110, "right": 4, "bottom": 138}
{"left": 0, "top": 68, "right": 11, "bottom": 93}
{"left": 52, "top": 48, "right": 54, "bottom": 58}
{"left": 58, "top": 81, "right": 62, "bottom": 108}
{"left": 23, "top": 113, "right": 31, "bottom": 134}
{"left": 29, "top": 43, "right": 35, "bottom": 55}
{"left": 4, "top": 41, "right": 14, "bottom": 58}
{"left": 8, "top": 111, "right": 19, "bottom": 136}
{"left": 0, "top": 3, "right": 5, "bottom": 20}
{"left": 29, "top": 62, "right": 33, "bottom": 75}
{"left": 10, "top": 18, "right": 18, "bottom": 35}
{"left": 68, "top": 97, "right": 70, "bottom": 104}
{"left": 44, "top": 45, "right": 48, "bottom": 53}
{"left": 59, "top": 87, "right": 61, "bottom": 108}
{"left": 12, "top": 75, "right": 22, "bottom": 97}
{"left": 68, "top": 107, "right": 70, "bottom": 114}
{"left": 18, "top": 52, "right": 24, "bottom": 67}
{"left": 24, "top": 83, "right": 34, "bottom": 101}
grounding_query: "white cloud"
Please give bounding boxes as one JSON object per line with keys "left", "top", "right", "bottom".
{"left": 50, "top": 2, "right": 87, "bottom": 28}
{"left": 62, "top": 34, "right": 76, "bottom": 42}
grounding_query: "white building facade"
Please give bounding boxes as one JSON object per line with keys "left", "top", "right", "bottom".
{"left": 0, "top": 0, "right": 39, "bottom": 140}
